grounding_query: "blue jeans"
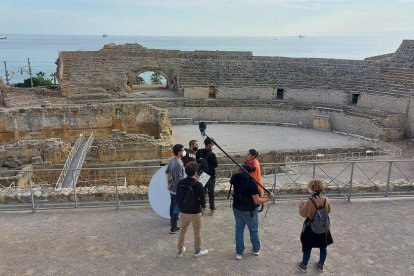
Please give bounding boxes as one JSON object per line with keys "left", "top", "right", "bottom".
{"left": 204, "top": 176, "right": 216, "bottom": 209}
{"left": 233, "top": 207, "right": 260, "bottom": 254}
{"left": 169, "top": 194, "right": 178, "bottom": 230}
{"left": 302, "top": 247, "right": 327, "bottom": 266}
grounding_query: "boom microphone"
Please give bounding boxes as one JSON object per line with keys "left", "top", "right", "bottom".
{"left": 199, "top": 121, "right": 207, "bottom": 135}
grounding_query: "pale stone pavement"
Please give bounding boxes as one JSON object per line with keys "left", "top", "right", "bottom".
{"left": 1, "top": 197, "right": 413, "bottom": 276}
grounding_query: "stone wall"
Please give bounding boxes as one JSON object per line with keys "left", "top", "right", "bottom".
{"left": 285, "top": 89, "right": 349, "bottom": 105}
{"left": 0, "top": 139, "right": 70, "bottom": 167}
{"left": 161, "top": 100, "right": 403, "bottom": 141}
{"left": 57, "top": 41, "right": 414, "bottom": 140}
{"left": 0, "top": 102, "right": 172, "bottom": 144}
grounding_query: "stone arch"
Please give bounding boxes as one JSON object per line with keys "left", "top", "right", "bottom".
{"left": 126, "top": 67, "right": 176, "bottom": 92}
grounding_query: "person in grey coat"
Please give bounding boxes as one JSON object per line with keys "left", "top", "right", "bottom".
{"left": 165, "top": 144, "right": 186, "bottom": 234}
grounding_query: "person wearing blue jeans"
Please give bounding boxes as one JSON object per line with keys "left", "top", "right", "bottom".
{"left": 230, "top": 164, "right": 273, "bottom": 260}
{"left": 302, "top": 247, "right": 327, "bottom": 268}
{"left": 165, "top": 144, "right": 186, "bottom": 234}
{"left": 298, "top": 180, "right": 333, "bottom": 273}
{"left": 233, "top": 207, "right": 260, "bottom": 255}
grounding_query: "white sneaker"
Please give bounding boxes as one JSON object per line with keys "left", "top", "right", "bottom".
{"left": 235, "top": 254, "right": 243, "bottom": 260}
{"left": 177, "top": 247, "right": 186, "bottom": 258}
{"left": 194, "top": 249, "right": 208, "bottom": 258}
{"left": 253, "top": 251, "right": 260, "bottom": 256}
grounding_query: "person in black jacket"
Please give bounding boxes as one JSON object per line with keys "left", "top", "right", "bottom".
{"left": 196, "top": 137, "right": 218, "bottom": 215}
{"left": 176, "top": 161, "right": 208, "bottom": 258}
{"left": 182, "top": 139, "right": 198, "bottom": 166}
{"left": 230, "top": 163, "right": 273, "bottom": 260}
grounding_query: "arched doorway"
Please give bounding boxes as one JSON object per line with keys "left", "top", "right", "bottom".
{"left": 126, "top": 68, "right": 176, "bottom": 92}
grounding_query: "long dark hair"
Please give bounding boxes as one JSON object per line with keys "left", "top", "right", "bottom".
{"left": 249, "top": 149, "right": 259, "bottom": 159}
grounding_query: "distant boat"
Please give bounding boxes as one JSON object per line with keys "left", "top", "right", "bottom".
{"left": 0, "top": 35, "right": 7, "bottom": 39}
{"left": 298, "top": 35, "right": 305, "bottom": 38}
{"left": 103, "top": 34, "right": 108, "bottom": 38}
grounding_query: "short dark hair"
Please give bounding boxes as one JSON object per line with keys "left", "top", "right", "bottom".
{"left": 189, "top": 139, "right": 197, "bottom": 147}
{"left": 172, "top": 144, "right": 183, "bottom": 156}
{"left": 185, "top": 161, "right": 198, "bottom": 176}
{"left": 204, "top": 137, "right": 214, "bottom": 146}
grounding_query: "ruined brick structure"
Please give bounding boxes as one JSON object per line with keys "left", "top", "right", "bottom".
{"left": 58, "top": 40, "right": 414, "bottom": 140}
{"left": 1, "top": 41, "right": 414, "bottom": 204}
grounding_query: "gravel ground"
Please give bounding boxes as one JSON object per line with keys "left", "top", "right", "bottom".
{"left": 1, "top": 197, "right": 414, "bottom": 276}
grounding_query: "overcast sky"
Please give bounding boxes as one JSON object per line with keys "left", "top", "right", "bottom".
{"left": 1, "top": 0, "right": 413, "bottom": 36}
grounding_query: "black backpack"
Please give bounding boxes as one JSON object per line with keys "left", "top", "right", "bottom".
{"left": 197, "top": 151, "right": 212, "bottom": 175}
{"left": 177, "top": 184, "right": 196, "bottom": 212}
{"left": 309, "top": 198, "right": 330, "bottom": 234}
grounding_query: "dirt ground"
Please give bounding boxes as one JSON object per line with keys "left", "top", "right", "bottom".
{"left": 1, "top": 197, "right": 413, "bottom": 276}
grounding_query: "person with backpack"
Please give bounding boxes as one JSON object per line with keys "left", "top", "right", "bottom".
{"left": 182, "top": 139, "right": 198, "bottom": 166}
{"left": 196, "top": 137, "right": 218, "bottom": 216}
{"left": 230, "top": 163, "right": 274, "bottom": 260}
{"left": 165, "top": 144, "right": 186, "bottom": 234}
{"left": 298, "top": 179, "right": 333, "bottom": 273}
{"left": 176, "top": 161, "right": 208, "bottom": 258}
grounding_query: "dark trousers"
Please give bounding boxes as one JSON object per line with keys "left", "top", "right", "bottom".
{"left": 302, "top": 247, "right": 327, "bottom": 266}
{"left": 204, "top": 176, "right": 216, "bottom": 210}
{"left": 169, "top": 194, "right": 179, "bottom": 230}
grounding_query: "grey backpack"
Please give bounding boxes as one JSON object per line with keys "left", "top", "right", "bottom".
{"left": 309, "top": 198, "right": 330, "bottom": 234}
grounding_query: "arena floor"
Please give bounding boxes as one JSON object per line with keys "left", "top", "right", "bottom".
{"left": 172, "top": 124, "right": 368, "bottom": 155}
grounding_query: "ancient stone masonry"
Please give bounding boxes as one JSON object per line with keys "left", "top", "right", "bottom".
{"left": 2, "top": 41, "right": 414, "bottom": 205}
{"left": 0, "top": 102, "right": 172, "bottom": 144}
{"left": 57, "top": 40, "right": 414, "bottom": 140}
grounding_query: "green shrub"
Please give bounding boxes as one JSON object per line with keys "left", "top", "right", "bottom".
{"left": 13, "top": 71, "right": 54, "bottom": 88}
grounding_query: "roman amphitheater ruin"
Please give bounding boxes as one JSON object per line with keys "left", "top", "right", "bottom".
{"left": 0, "top": 40, "right": 413, "bottom": 207}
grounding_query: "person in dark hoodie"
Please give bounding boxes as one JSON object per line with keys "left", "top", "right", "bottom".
{"left": 182, "top": 139, "right": 198, "bottom": 166}
{"left": 196, "top": 137, "right": 218, "bottom": 215}
{"left": 176, "top": 161, "right": 208, "bottom": 258}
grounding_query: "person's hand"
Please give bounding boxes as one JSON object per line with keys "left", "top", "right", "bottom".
{"left": 299, "top": 199, "right": 306, "bottom": 208}
{"left": 267, "top": 193, "right": 274, "bottom": 201}
{"left": 167, "top": 181, "right": 171, "bottom": 190}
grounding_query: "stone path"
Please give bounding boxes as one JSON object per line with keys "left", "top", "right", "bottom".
{"left": 1, "top": 197, "right": 413, "bottom": 275}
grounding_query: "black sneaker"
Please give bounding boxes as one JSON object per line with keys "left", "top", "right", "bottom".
{"left": 170, "top": 227, "right": 180, "bottom": 234}
{"left": 298, "top": 262, "right": 307, "bottom": 273}
{"left": 315, "top": 263, "right": 324, "bottom": 272}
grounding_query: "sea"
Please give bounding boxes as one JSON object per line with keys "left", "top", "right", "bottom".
{"left": 0, "top": 34, "right": 412, "bottom": 84}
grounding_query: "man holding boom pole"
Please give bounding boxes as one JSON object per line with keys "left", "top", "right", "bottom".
{"left": 230, "top": 163, "right": 274, "bottom": 260}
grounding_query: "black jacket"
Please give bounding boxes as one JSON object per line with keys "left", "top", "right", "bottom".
{"left": 176, "top": 177, "right": 206, "bottom": 214}
{"left": 196, "top": 148, "right": 218, "bottom": 175}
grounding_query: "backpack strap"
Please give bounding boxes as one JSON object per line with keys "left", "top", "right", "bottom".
{"left": 309, "top": 198, "right": 318, "bottom": 209}
{"left": 309, "top": 198, "right": 321, "bottom": 219}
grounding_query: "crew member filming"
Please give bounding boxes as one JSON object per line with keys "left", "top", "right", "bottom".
{"left": 230, "top": 163, "right": 273, "bottom": 260}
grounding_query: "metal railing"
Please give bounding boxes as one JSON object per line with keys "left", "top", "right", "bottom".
{"left": 55, "top": 133, "right": 85, "bottom": 189}
{"left": 68, "top": 132, "right": 95, "bottom": 189}
{"left": 287, "top": 150, "right": 389, "bottom": 163}
{"left": 0, "top": 159, "right": 413, "bottom": 212}
{"left": 367, "top": 139, "right": 402, "bottom": 158}
{"left": 286, "top": 137, "right": 402, "bottom": 171}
